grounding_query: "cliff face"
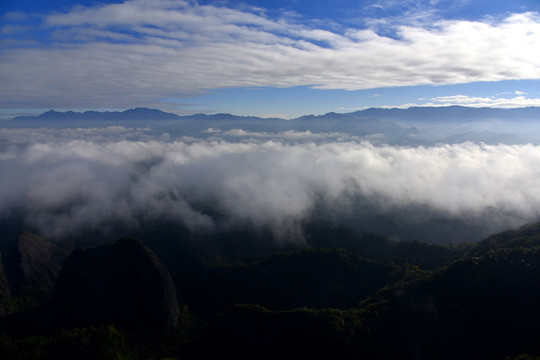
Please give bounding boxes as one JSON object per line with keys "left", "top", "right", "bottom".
{"left": 0, "top": 253, "right": 9, "bottom": 297}
{"left": 6, "top": 231, "right": 69, "bottom": 298}
{"left": 53, "top": 238, "right": 179, "bottom": 331}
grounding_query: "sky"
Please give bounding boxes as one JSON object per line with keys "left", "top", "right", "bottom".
{"left": 1, "top": 0, "right": 540, "bottom": 119}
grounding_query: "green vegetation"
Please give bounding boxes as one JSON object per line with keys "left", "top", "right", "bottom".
{"left": 0, "top": 295, "right": 39, "bottom": 316}
{"left": 0, "top": 325, "right": 135, "bottom": 360}
{"left": 2, "top": 220, "right": 540, "bottom": 359}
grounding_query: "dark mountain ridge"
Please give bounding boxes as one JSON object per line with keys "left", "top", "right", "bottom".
{"left": 189, "top": 224, "right": 540, "bottom": 360}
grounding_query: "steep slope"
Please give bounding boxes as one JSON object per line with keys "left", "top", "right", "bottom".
{"left": 4, "top": 231, "right": 69, "bottom": 298}
{"left": 0, "top": 253, "right": 9, "bottom": 297}
{"left": 469, "top": 222, "right": 540, "bottom": 256}
{"left": 53, "top": 238, "right": 179, "bottom": 331}
{"left": 361, "top": 245, "right": 540, "bottom": 359}
{"left": 187, "top": 224, "right": 540, "bottom": 359}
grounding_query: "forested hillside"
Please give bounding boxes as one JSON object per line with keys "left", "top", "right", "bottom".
{"left": 1, "top": 221, "right": 539, "bottom": 359}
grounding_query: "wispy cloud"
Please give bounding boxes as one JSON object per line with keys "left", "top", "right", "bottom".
{"left": 392, "top": 94, "right": 540, "bottom": 108}
{"left": 203, "top": 128, "right": 360, "bottom": 142}
{"left": 430, "top": 95, "right": 540, "bottom": 107}
{"left": 1, "top": 1, "right": 539, "bottom": 110}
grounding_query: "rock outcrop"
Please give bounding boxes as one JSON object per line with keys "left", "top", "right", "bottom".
{"left": 6, "top": 230, "right": 69, "bottom": 298}
{"left": 53, "top": 238, "right": 179, "bottom": 331}
{"left": 0, "top": 253, "right": 9, "bottom": 297}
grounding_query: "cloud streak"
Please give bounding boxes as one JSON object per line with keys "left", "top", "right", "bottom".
{"left": 1, "top": 1, "right": 539, "bottom": 109}
{"left": 426, "top": 95, "right": 540, "bottom": 108}
{"left": 1, "top": 128, "right": 540, "bottom": 242}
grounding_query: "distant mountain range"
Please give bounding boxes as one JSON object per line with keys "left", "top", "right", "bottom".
{"left": 350, "top": 105, "right": 540, "bottom": 122}
{"left": 10, "top": 106, "right": 540, "bottom": 123}
{"left": 7, "top": 106, "right": 540, "bottom": 145}
{"left": 12, "top": 108, "right": 181, "bottom": 121}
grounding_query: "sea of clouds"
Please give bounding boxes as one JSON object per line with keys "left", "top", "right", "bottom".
{"left": 1, "top": 127, "right": 540, "bottom": 242}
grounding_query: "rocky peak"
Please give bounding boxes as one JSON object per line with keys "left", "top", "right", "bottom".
{"left": 53, "top": 237, "right": 179, "bottom": 331}
{"left": 6, "top": 230, "right": 68, "bottom": 297}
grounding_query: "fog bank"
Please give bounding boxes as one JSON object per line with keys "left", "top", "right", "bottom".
{"left": 1, "top": 128, "right": 539, "bottom": 242}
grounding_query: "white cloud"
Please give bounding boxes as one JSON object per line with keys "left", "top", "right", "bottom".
{"left": 0, "top": 1, "right": 539, "bottom": 109}
{"left": 2, "top": 129, "right": 540, "bottom": 242}
{"left": 399, "top": 94, "right": 540, "bottom": 108}
{"left": 203, "top": 128, "right": 360, "bottom": 142}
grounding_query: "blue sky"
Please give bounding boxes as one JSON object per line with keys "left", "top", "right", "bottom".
{"left": 1, "top": 0, "right": 540, "bottom": 119}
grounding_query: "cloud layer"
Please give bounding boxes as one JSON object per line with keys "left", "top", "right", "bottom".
{"left": 393, "top": 94, "right": 540, "bottom": 109}
{"left": 2, "top": 128, "right": 540, "bottom": 242}
{"left": 1, "top": 0, "right": 539, "bottom": 109}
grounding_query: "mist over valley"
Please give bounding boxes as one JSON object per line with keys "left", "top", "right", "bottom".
{"left": 2, "top": 106, "right": 540, "bottom": 245}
